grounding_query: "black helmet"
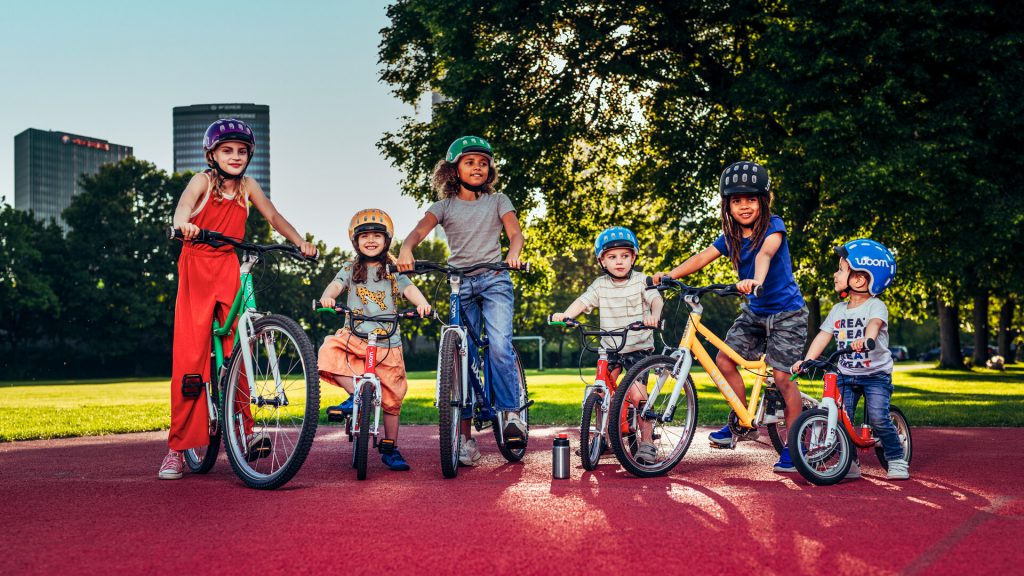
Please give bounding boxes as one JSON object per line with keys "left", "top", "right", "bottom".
{"left": 720, "top": 161, "right": 770, "bottom": 198}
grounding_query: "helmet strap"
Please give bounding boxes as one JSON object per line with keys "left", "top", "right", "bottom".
{"left": 837, "top": 284, "right": 870, "bottom": 299}
{"left": 458, "top": 178, "right": 486, "bottom": 195}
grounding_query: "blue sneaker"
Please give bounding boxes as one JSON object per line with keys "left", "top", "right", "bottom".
{"left": 773, "top": 449, "right": 796, "bottom": 473}
{"left": 381, "top": 448, "right": 411, "bottom": 471}
{"left": 326, "top": 396, "right": 354, "bottom": 422}
{"left": 708, "top": 424, "right": 734, "bottom": 446}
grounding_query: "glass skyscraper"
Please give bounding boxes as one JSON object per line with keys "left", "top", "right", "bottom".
{"left": 14, "top": 128, "right": 133, "bottom": 231}
{"left": 173, "top": 103, "right": 271, "bottom": 197}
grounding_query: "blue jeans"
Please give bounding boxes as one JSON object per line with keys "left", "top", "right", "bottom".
{"left": 837, "top": 372, "right": 904, "bottom": 462}
{"left": 460, "top": 270, "right": 520, "bottom": 412}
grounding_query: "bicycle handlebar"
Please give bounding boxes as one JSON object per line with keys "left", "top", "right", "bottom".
{"left": 794, "top": 338, "right": 877, "bottom": 376}
{"left": 548, "top": 314, "right": 664, "bottom": 354}
{"left": 312, "top": 300, "right": 423, "bottom": 340}
{"left": 386, "top": 260, "right": 530, "bottom": 276}
{"left": 169, "top": 227, "right": 318, "bottom": 264}
{"left": 645, "top": 276, "right": 764, "bottom": 299}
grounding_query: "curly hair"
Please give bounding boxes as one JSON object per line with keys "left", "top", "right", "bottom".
{"left": 351, "top": 250, "right": 398, "bottom": 284}
{"left": 431, "top": 158, "right": 499, "bottom": 199}
{"left": 202, "top": 168, "right": 248, "bottom": 209}
{"left": 720, "top": 195, "right": 773, "bottom": 271}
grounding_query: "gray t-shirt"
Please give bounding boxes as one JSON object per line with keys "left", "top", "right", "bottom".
{"left": 821, "top": 298, "right": 892, "bottom": 375}
{"left": 332, "top": 262, "right": 413, "bottom": 348}
{"left": 427, "top": 193, "right": 516, "bottom": 273}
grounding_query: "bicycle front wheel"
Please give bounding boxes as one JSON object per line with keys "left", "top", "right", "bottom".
{"left": 609, "top": 355, "right": 698, "bottom": 478}
{"left": 579, "top": 392, "right": 605, "bottom": 471}
{"left": 494, "top": 348, "right": 529, "bottom": 463}
{"left": 354, "top": 384, "right": 373, "bottom": 481}
{"left": 223, "top": 314, "right": 320, "bottom": 490}
{"left": 437, "top": 330, "right": 463, "bottom": 479}
{"left": 788, "top": 408, "right": 853, "bottom": 486}
{"left": 766, "top": 393, "right": 817, "bottom": 455}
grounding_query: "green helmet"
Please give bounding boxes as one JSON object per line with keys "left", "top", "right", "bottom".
{"left": 446, "top": 136, "right": 493, "bottom": 163}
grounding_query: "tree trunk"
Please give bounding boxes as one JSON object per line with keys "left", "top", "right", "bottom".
{"left": 998, "top": 297, "right": 1016, "bottom": 363}
{"left": 558, "top": 336, "right": 564, "bottom": 369}
{"left": 973, "top": 293, "right": 989, "bottom": 366}
{"left": 937, "top": 298, "right": 964, "bottom": 369}
{"left": 805, "top": 296, "right": 821, "bottom": 353}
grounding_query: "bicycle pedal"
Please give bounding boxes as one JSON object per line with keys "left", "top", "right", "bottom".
{"left": 326, "top": 410, "right": 348, "bottom": 423}
{"left": 709, "top": 440, "right": 737, "bottom": 450}
{"left": 504, "top": 436, "right": 526, "bottom": 449}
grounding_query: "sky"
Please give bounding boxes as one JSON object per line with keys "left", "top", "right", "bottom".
{"left": 0, "top": 0, "right": 430, "bottom": 248}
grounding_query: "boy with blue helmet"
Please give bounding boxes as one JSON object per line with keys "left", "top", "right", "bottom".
{"left": 552, "top": 227, "right": 664, "bottom": 463}
{"left": 793, "top": 239, "right": 908, "bottom": 481}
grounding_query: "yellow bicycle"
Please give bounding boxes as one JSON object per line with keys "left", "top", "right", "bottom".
{"left": 609, "top": 278, "right": 815, "bottom": 477}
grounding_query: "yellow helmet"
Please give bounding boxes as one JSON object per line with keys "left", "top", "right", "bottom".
{"left": 348, "top": 209, "right": 395, "bottom": 245}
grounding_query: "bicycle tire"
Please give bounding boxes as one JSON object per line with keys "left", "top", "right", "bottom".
{"left": 354, "top": 383, "right": 372, "bottom": 481}
{"left": 579, "top": 392, "right": 604, "bottom": 471}
{"left": 788, "top": 408, "right": 854, "bottom": 486}
{"left": 608, "top": 354, "right": 698, "bottom": 478}
{"left": 222, "top": 314, "right": 320, "bottom": 490}
{"left": 183, "top": 378, "right": 222, "bottom": 474}
{"left": 437, "top": 331, "right": 463, "bottom": 479}
{"left": 494, "top": 348, "right": 529, "bottom": 463}
{"left": 875, "top": 405, "right": 912, "bottom": 470}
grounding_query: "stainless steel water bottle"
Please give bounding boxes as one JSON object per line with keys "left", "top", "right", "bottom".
{"left": 553, "top": 433, "right": 570, "bottom": 479}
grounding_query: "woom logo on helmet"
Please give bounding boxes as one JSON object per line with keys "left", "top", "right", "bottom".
{"left": 854, "top": 256, "right": 891, "bottom": 267}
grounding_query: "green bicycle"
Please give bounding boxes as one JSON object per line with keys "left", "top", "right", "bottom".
{"left": 171, "top": 227, "right": 320, "bottom": 490}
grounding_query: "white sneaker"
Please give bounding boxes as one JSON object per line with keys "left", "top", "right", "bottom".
{"left": 636, "top": 442, "right": 658, "bottom": 464}
{"left": 886, "top": 458, "right": 910, "bottom": 480}
{"left": 458, "top": 435, "right": 481, "bottom": 466}
{"left": 845, "top": 459, "right": 861, "bottom": 479}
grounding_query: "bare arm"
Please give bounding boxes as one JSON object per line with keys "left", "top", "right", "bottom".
{"left": 736, "top": 231, "right": 782, "bottom": 293}
{"left": 247, "top": 179, "right": 316, "bottom": 256}
{"left": 397, "top": 212, "right": 439, "bottom": 271}
{"left": 171, "top": 174, "right": 208, "bottom": 239}
{"left": 646, "top": 294, "right": 665, "bottom": 327}
{"left": 550, "top": 298, "right": 589, "bottom": 322}
{"left": 502, "top": 211, "right": 525, "bottom": 268}
{"left": 319, "top": 281, "right": 345, "bottom": 308}
{"left": 402, "top": 283, "right": 433, "bottom": 317}
{"left": 654, "top": 245, "right": 722, "bottom": 283}
{"left": 851, "top": 318, "right": 884, "bottom": 351}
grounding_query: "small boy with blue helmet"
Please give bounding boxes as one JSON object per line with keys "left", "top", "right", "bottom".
{"left": 792, "top": 239, "right": 909, "bottom": 480}
{"left": 551, "top": 227, "right": 665, "bottom": 462}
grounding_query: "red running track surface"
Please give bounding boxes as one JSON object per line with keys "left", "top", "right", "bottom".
{"left": 1, "top": 426, "right": 1021, "bottom": 575}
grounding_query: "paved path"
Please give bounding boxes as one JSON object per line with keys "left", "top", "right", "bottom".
{"left": 2, "top": 426, "right": 1021, "bottom": 575}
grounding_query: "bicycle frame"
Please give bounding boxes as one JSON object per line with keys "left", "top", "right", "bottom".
{"left": 815, "top": 372, "right": 876, "bottom": 450}
{"left": 432, "top": 273, "right": 500, "bottom": 430}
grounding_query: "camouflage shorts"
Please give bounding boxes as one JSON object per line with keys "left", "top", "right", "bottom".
{"left": 723, "top": 304, "right": 809, "bottom": 372}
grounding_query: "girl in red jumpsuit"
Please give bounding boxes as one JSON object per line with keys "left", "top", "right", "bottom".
{"left": 159, "top": 119, "right": 316, "bottom": 480}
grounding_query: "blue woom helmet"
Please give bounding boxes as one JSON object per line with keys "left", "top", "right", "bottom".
{"left": 594, "top": 227, "right": 639, "bottom": 259}
{"left": 835, "top": 239, "right": 897, "bottom": 296}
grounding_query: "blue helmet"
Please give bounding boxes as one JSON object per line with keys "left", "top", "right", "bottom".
{"left": 835, "top": 239, "right": 896, "bottom": 296}
{"left": 594, "top": 227, "right": 639, "bottom": 259}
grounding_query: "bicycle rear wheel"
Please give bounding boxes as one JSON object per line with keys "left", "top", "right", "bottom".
{"left": 875, "top": 406, "right": 912, "bottom": 470}
{"left": 223, "top": 314, "right": 320, "bottom": 490}
{"left": 788, "top": 408, "right": 853, "bottom": 486}
{"left": 609, "top": 355, "right": 698, "bottom": 478}
{"left": 579, "top": 392, "right": 605, "bottom": 471}
{"left": 437, "top": 331, "right": 463, "bottom": 478}
{"left": 183, "top": 379, "right": 221, "bottom": 473}
{"left": 494, "top": 348, "right": 529, "bottom": 462}
{"left": 354, "top": 384, "right": 373, "bottom": 481}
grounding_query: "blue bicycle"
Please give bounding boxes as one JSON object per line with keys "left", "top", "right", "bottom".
{"left": 396, "top": 261, "right": 531, "bottom": 478}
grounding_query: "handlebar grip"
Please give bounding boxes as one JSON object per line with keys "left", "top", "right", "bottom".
{"left": 865, "top": 338, "right": 876, "bottom": 351}
{"left": 646, "top": 276, "right": 655, "bottom": 288}
{"left": 168, "top": 226, "right": 181, "bottom": 240}
{"left": 751, "top": 284, "right": 764, "bottom": 298}
{"left": 386, "top": 264, "right": 399, "bottom": 275}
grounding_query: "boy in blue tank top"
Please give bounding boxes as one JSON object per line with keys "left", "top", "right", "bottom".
{"left": 655, "top": 161, "right": 808, "bottom": 473}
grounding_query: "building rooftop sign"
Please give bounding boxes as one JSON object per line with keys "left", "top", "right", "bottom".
{"left": 61, "top": 134, "right": 111, "bottom": 151}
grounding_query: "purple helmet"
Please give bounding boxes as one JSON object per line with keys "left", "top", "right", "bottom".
{"left": 203, "top": 119, "right": 256, "bottom": 153}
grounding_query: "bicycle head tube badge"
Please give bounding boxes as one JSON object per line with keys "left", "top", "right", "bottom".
{"left": 181, "top": 374, "right": 204, "bottom": 398}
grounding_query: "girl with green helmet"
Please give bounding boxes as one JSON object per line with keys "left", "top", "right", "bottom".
{"left": 397, "top": 136, "right": 526, "bottom": 466}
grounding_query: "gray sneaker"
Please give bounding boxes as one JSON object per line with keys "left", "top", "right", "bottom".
{"left": 636, "top": 442, "right": 658, "bottom": 464}
{"left": 886, "top": 458, "right": 910, "bottom": 480}
{"left": 845, "top": 459, "right": 861, "bottom": 479}
{"left": 458, "top": 435, "right": 481, "bottom": 466}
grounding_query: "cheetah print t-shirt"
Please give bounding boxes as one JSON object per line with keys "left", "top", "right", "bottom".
{"left": 332, "top": 262, "right": 414, "bottom": 348}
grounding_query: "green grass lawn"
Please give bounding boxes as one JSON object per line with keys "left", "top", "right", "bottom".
{"left": 2, "top": 364, "right": 1022, "bottom": 441}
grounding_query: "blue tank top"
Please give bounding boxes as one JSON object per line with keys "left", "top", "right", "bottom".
{"left": 713, "top": 215, "right": 804, "bottom": 315}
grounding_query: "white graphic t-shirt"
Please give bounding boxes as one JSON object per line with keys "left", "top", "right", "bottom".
{"left": 821, "top": 298, "right": 893, "bottom": 375}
